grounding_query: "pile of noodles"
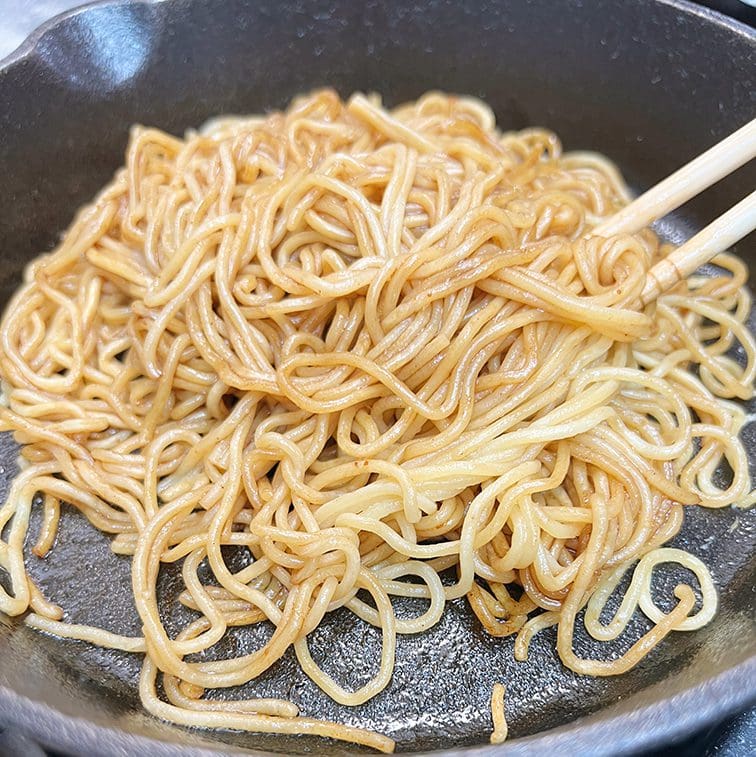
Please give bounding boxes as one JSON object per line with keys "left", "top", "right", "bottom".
{"left": 0, "top": 90, "right": 753, "bottom": 752}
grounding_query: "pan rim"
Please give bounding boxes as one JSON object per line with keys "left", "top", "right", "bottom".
{"left": 0, "top": 652, "right": 753, "bottom": 756}
{"left": 0, "top": 0, "right": 754, "bottom": 754}
{"left": 1, "top": 0, "right": 754, "bottom": 73}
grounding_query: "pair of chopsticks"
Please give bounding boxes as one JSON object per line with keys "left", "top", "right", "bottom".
{"left": 592, "top": 118, "right": 756, "bottom": 306}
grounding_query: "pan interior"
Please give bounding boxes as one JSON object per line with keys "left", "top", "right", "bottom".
{"left": 0, "top": 209, "right": 754, "bottom": 757}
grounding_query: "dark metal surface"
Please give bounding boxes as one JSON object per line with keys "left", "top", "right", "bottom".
{"left": 648, "top": 706, "right": 756, "bottom": 756}
{"left": 0, "top": 1, "right": 754, "bottom": 755}
{"left": 696, "top": 0, "right": 756, "bottom": 25}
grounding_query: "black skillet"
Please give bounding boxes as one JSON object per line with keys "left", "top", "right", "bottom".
{"left": 0, "top": 1, "right": 754, "bottom": 754}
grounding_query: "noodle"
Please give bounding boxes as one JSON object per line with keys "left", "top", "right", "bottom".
{"left": 0, "top": 89, "right": 752, "bottom": 751}
{"left": 490, "top": 682, "right": 508, "bottom": 744}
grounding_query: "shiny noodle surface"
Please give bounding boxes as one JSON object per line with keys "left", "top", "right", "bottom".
{"left": 0, "top": 90, "right": 753, "bottom": 751}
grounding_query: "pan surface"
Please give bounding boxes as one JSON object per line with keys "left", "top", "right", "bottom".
{"left": 0, "top": 0, "right": 754, "bottom": 754}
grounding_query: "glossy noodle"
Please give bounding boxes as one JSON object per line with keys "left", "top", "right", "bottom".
{"left": 0, "top": 90, "right": 753, "bottom": 751}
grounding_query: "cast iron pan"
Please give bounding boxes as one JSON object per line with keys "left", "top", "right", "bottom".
{"left": 0, "top": 0, "right": 754, "bottom": 754}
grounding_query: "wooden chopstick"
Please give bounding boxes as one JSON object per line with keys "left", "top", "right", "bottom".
{"left": 640, "top": 189, "right": 756, "bottom": 305}
{"left": 588, "top": 118, "right": 756, "bottom": 305}
{"left": 594, "top": 118, "right": 756, "bottom": 238}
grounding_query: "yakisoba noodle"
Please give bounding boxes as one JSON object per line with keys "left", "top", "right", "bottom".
{"left": 0, "top": 90, "right": 753, "bottom": 751}
{"left": 490, "top": 683, "right": 508, "bottom": 745}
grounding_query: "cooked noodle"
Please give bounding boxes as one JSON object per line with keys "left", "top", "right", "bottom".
{"left": 0, "top": 90, "right": 753, "bottom": 751}
{"left": 490, "top": 682, "right": 508, "bottom": 744}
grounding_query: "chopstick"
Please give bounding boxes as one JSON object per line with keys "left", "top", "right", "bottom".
{"left": 592, "top": 118, "right": 756, "bottom": 305}
{"left": 640, "top": 189, "right": 756, "bottom": 304}
{"left": 594, "top": 118, "right": 756, "bottom": 237}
